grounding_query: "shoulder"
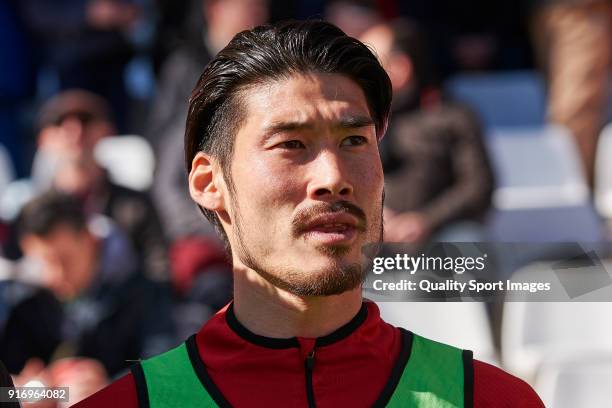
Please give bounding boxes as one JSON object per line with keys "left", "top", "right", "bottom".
{"left": 473, "top": 359, "right": 544, "bottom": 407}
{"left": 71, "top": 373, "right": 138, "bottom": 408}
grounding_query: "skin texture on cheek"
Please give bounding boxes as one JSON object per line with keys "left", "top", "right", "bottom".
{"left": 230, "top": 157, "right": 295, "bottom": 258}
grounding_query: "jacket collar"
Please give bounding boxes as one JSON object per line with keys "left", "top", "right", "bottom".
{"left": 224, "top": 301, "right": 369, "bottom": 349}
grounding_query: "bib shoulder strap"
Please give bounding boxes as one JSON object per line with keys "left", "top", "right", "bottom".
{"left": 131, "top": 335, "right": 226, "bottom": 408}
{"left": 383, "top": 329, "right": 473, "bottom": 408}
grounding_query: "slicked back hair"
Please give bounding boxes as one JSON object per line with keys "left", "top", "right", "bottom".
{"left": 185, "top": 20, "right": 392, "bottom": 247}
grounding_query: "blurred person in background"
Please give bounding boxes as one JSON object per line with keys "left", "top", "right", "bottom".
{"left": 17, "top": 0, "right": 142, "bottom": 131}
{"left": 2, "top": 191, "right": 175, "bottom": 405}
{"left": 31, "top": 90, "right": 169, "bottom": 283}
{"left": 148, "top": 0, "right": 269, "bottom": 153}
{"left": 0, "top": 251, "right": 63, "bottom": 374}
{"left": 150, "top": 0, "right": 199, "bottom": 72}
{"left": 530, "top": 0, "right": 612, "bottom": 187}
{"left": 149, "top": 0, "right": 268, "bottom": 240}
{"left": 361, "top": 20, "right": 494, "bottom": 244}
{"left": 147, "top": 0, "right": 268, "bottom": 327}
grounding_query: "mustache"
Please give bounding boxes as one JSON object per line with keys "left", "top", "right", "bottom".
{"left": 292, "top": 201, "right": 367, "bottom": 236}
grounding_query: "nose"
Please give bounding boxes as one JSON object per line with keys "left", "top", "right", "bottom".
{"left": 306, "top": 150, "right": 354, "bottom": 199}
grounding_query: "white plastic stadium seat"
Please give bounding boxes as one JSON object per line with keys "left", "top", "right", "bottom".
{"left": 0, "top": 143, "right": 15, "bottom": 193}
{"left": 502, "top": 301, "right": 612, "bottom": 382}
{"left": 594, "top": 123, "right": 612, "bottom": 219}
{"left": 377, "top": 302, "right": 498, "bottom": 365}
{"left": 94, "top": 135, "right": 155, "bottom": 191}
{"left": 485, "top": 125, "right": 603, "bottom": 242}
{"left": 535, "top": 356, "right": 612, "bottom": 408}
{"left": 502, "top": 260, "right": 612, "bottom": 383}
{"left": 0, "top": 179, "right": 36, "bottom": 222}
{"left": 486, "top": 125, "right": 589, "bottom": 210}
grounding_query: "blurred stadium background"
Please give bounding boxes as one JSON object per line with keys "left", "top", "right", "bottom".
{"left": 1, "top": 0, "right": 612, "bottom": 406}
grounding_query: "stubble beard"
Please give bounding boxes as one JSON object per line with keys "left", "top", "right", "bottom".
{"left": 230, "top": 192, "right": 385, "bottom": 297}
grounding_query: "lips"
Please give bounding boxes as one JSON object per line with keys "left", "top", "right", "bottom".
{"left": 299, "top": 213, "right": 363, "bottom": 245}
{"left": 301, "top": 213, "right": 360, "bottom": 232}
{"left": 310, "top": 223, "right": 352, "bottom": 233}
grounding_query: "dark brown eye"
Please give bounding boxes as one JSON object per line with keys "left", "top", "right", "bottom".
{"left": 341, "top": 136, "right": 367, "bottom": 146}
{"left": 278, "top": 140, "right": 305, "bottom": 149}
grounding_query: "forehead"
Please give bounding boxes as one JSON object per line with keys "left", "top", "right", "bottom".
{"left": 23, "top": 226, "right": 83, "bottom": 254}
{"left": 238, "top": 73, "right": 372, "bottom": 129}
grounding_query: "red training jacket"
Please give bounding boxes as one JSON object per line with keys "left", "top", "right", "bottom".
{"left": 74, "top": 301, "right": 544, "bottom": 407}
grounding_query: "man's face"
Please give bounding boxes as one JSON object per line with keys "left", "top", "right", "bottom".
{"left": 38, "top": 114, "right": 115, "bottom": 162}
{"left": 360, "top": 24, "right": 413, "bottom": 93}
{"left": 217, "top": 73, "right": 384, "bottom": 296}
{"left": 20, "top": 226, "right": 97, "bottom": 300}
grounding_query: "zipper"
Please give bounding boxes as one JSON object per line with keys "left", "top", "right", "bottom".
{"left": 304, "top": 349, "right": 316, "bottom": 408}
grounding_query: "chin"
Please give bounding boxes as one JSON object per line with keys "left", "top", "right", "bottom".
{"left": 312, "top": 249, "right": 363, "bottom": 269}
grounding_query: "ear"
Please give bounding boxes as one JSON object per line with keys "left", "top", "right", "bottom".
{"left": 188, "top": 152, "right": 227, "bottom": 213}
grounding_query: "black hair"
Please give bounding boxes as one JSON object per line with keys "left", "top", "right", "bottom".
{"left": 17, "top": 191, "right": 86, "bottom": 239}
{"left": 184, "top": 19, "right": 392, "bottom": 245}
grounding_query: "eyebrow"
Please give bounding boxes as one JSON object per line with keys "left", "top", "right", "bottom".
{"left": 262, "top": 115, "right": 375, "bottom": 137}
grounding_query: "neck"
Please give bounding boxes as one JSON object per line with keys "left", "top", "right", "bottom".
{"left": 232, "top": 264, "right": 363, "bottom": 339}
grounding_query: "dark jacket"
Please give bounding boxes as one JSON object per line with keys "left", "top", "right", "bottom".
{"left": 149, "top": 41, "right": 217, "bottom": 240}
{"left": 0, "top": 359, "right": 19, "bottom": 408}
{"left": 383, "top": 104, "right": 494, "bottom": 232}
{"left": 99, "top": 179, "right": 170, "bottom": 283}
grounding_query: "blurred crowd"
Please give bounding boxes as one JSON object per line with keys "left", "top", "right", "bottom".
{"left": 1, "top": 0, "right": 612, "bottom": 405}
